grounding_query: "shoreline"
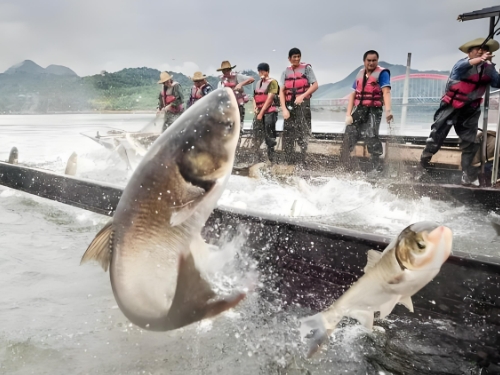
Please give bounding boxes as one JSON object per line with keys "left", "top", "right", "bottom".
{"left": 0, "top": 110, "right": 157, "bottom": 115}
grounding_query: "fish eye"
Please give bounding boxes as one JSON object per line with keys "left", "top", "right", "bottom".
{"left": 416, "top": 241, "right": 426, "bottom": 250}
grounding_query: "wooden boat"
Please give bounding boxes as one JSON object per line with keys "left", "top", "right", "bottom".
{"left": 82, "top": 127, "right": 467, "bottom": 172}
{"left": 0, "top": 160, "right": 499, "bottom": 373}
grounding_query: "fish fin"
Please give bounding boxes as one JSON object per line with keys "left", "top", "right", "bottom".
{"left": 169, "top": 201, "right": 200, "bottom": 227}
{"left": 169, "top": 185, "right": 207, "bottom": 227}
{"left": 300, "top": 313, "right": 332, "bottom": 358}
{"left": 64, "top": 152, "right": 77, "bottom": 176}
{"left": 201, "top": 292, "right": 246, "bottom": 319}
{"left": 387, "top": 272, "right": 405, "bottom": 285}
{"left": 348, "top": 310, "right": 374, "bottom": 330}
{"left": 491, "top": 221, "right": 500, "bottom": 236}
{"left": 164, "top": 251, "right": 244, "bottom": 330}
{"left": 80, "top": 220, "right": 113, "bottom": 272}
{"left": 378, "top": 298, "right": 398, "bottom": 320}
{"left": 364, "top": 249, "right": 383, "bottom": 272}
{"left": 399, "top": 296, "right": 414, "bottom": 312}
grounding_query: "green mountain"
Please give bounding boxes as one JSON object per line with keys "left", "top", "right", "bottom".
{"left": 0, "top": 60, "right": 451, "bottom": 113}
{"left": 4, "top": 60, "right": 47, "bottom": 75}
{"left": 0, "top": 61, "right": 263, "bottom": 113}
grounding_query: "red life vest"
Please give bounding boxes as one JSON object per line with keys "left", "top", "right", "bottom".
{"left": 442, "top": 63, "right": 493, "bottom": 109}
{"left": 220, "top": 73, "right": 249, "bottom": 105}
{"left": 189, "top": 84, "right": 206, "bottom": 106}
{"left": 254, "top": 77, "right": 278, "bottom": 114}
{"left": 283, "top": 63, "right": 312, "bottom": 101}
{"left": 353, "top": 66, "right": 387, "bottom": 107}
{"left": 160, "top": 82, "right": 183, "bottom": 113}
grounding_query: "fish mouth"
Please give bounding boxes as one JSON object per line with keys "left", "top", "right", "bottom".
{"left": 178, "top": 164, "right": 216, "bottom": 192}
{"left": 173, "top": 87, "right": 241, "bottom": 185}
{"left": 427, "top": 225, "right": 453, "bottom": 261}
{"left": 396, "top": 222, "right": 453, "bottom": 270}
{"left": 409, "top": 225, "right": 452, "bottom": 269}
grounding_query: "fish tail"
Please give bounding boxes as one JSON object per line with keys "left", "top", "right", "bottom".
{"left": 300, "top": 313, "right": 338, "bottom": 358}
{"left": 300, "top": 313, "right": 342, "bottom": 358}
{"left": 162, "top": 252, "right": 245, "bottom": 330}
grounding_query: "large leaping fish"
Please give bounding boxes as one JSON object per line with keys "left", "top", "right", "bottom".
{"left": 81, "top": 88, "right": 245, "bottom": 331}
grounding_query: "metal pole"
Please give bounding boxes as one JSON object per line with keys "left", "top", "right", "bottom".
{"left": 481, "top": 17, "right": 495, "bottom": 178}
{"left": 492, "top": 93, "right": 500, "bottom": 186}
{"left": 401, "top": 53, "right": 411, "bottom": 127}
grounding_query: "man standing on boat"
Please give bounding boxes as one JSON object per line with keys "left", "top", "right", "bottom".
{"left": 252, "top": 63, "right": 279, "bottom": 163}
{"left": 187, "top": 71, "right": 213, "bottom": 108}
{"left": 157, "top": 72, "right": 184, "bottom": 132}
{"left": 420, "top": 38, "right": 500, "bottom": 186}
{"left": 217, "top": 61, "right": 255, "bottom": 127}
{"left": 342, "top": 50, "right": 393, "bottom": 174}
{"left": 279, "top": 48, "right": 319, "bottom": 165}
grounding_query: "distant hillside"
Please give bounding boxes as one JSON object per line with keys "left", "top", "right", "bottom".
{"left": 5, "top": 60, "right": 47, "bottom": 75}
{"left": 0, "top": 61, "right": 260, "bottom": 113}
{"left": 0, "top": 59, "right": 453, "bottom": 113}
{"left": 0, "top": 71, "right": 88, "bottom": 113}
{"left": 45, "top": 64, "right": 78, "bottom": 76}
{"left": 80, "top": 68, "right": 231, "bottom": 111}
{"left": 314, "top": 61, "right": 450, "bottom": 99}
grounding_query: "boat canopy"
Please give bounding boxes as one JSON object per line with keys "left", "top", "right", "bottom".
{"left": 458, "top": 6, "right": 500, "bottom": 22}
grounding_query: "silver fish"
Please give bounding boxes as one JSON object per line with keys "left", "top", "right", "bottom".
{"left": 300, "top": 222, "right": 453, "bottom": 357}
{"left": 81, "top": 88, "right": 245, "bottom": 331}
{"left": 8, "top": 147, "right": 18, "bottom": 164}
{"left": 65, "top": 152, "right": 78, "bottom": 176}
{"left": 488, "top": 211, "right": 500, "bottom": 238}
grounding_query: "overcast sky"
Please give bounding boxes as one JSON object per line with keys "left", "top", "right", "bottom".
{"left": 1, "top": 0, "right": 499, "bottom": 83}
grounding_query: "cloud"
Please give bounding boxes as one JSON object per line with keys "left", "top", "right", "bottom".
{"left": 314, "top": 26, "right": 385, "bottom": 82}
{"left": 1, "top": 0, "right": 499, "bottom": 83}
{"left": 320, "top": 26, "right": 384, "bottom": 51}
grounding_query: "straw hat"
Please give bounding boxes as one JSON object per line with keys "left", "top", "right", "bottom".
{"left": 157, "top": 71, "right": 173, "bottom": 84}
{"left": 459, "top": 38, "right": 500, "bottom": 53}
{"left": 191, "top": 71, "right": 206, "bottom": 81}
{"left": 216, "top": 61, "right": 236, "bottom": 71}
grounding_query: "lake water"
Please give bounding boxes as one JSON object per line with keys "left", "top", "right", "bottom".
{"left": 0, "top": 114, "right": 498, "bottom": 374}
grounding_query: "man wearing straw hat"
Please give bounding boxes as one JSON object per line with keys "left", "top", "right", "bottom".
{"left": 217, "top": 61, "right": 255, "bottom": 126}
{"left": 157, "top": 71, "right": 184, "bottom": 132}
{"left": 187, "top": 71, "right": 213, "bottom": 108}
{"left": 420, "top": 37, "right": 500, "bottom": 186}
